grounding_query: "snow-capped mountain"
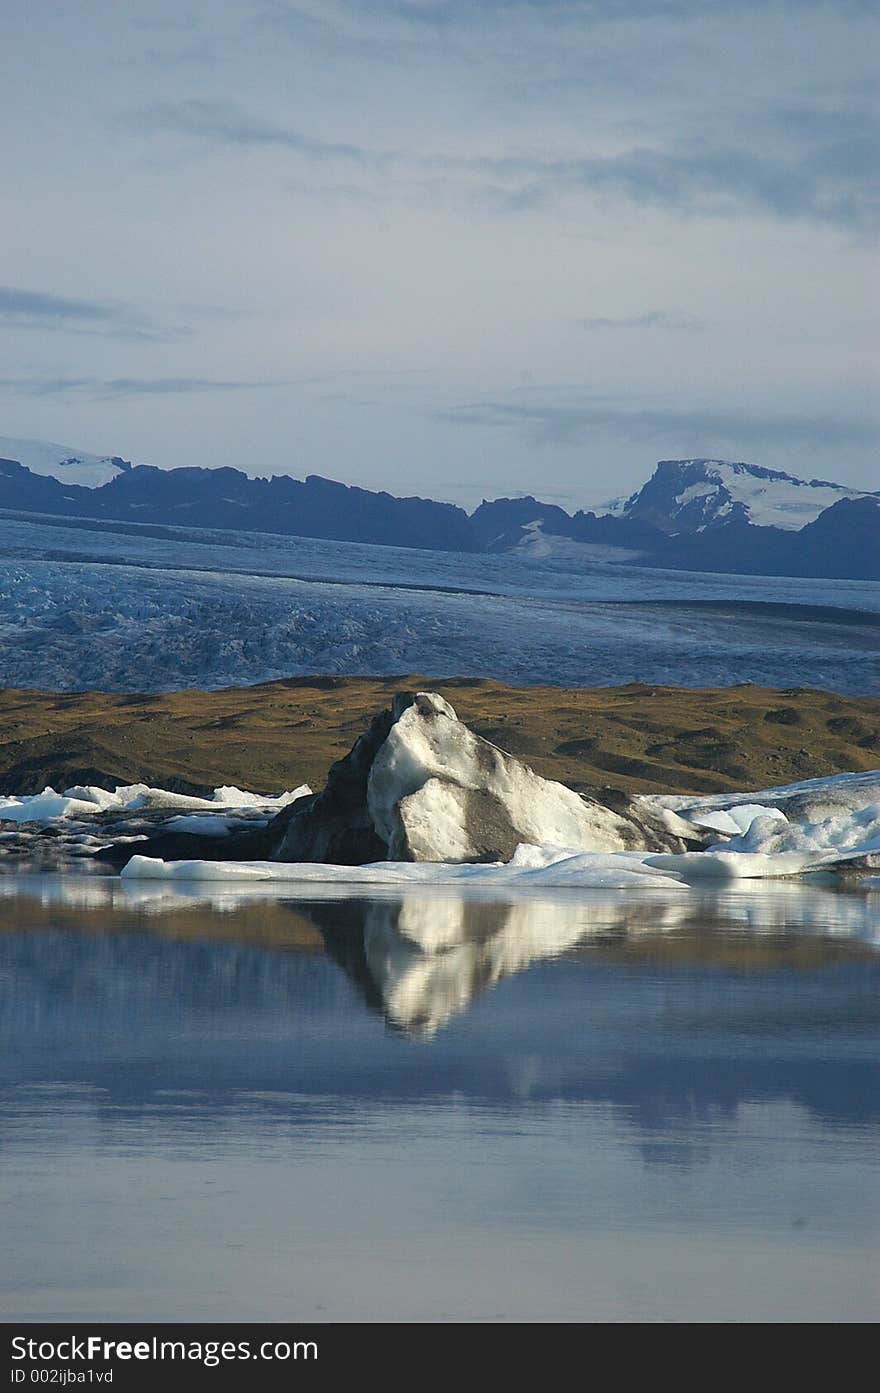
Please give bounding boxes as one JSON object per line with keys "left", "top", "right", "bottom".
{"left": 468, "top": 463, "right": 879, "bottom": 579}
{"left": 0, "top": 435, "right": 130, "bottom": 490}
{"left": 606, "top": 458, "right": 871, "bottom": 533}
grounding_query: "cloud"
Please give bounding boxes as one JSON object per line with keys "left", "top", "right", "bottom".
{"left": 436, "top": 398, "right": 879, "bottom": 453}
{"left": 0, "top": 286, "right": 189, "bottom": 342}
{"left": 134, "top": 100, "right": 392, "bottom": 167}
{"left": 129, "top": 92, "right": 879, "bottom": 232}
{"left": 261, "top": 1, "right": 865, "bottom": 43}
{"left": 93, "top": 378, "right": 289, "bottom": 398}
{"left": 0, "top": 369, "right": 419, "bottom": 401}
{"left": 579, "top": 311, "right": 706, "bottom": 331}
{"left": 464, "top": 139, "right": 879, "bottom": 231}
{"left": 0, "top": 287, "right": 112, "bottom": 324}
{"left": 0, "top": 377, "right": 289, "bottom": 400}
{"left": 253, "top": 1, "right": 427, "bottom": 60}
{"left": 124, "top": 40, "right": 223, "bottom": 69}
{"left": 243, "top": 4, "right": 879, "bottom": 233}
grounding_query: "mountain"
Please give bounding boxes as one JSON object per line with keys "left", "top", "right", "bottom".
{"left": 472, "top": 459, "right": 879, "bottom": 579}
{"left": 606, "top": 458, "right": 870, "bottom": 533}
{"left": 640, "top": 495, "right": 880, "bottom": 582}
{"left": 0, "top": 440, "right": 876, "bottom": 578}
{"left": 0, "top": 456, "right": 475, "bottom": 553}
{"left": 469, "top": 495, "right": 575, "bottom": 549}
{"left": 481, "top": 492, "right": 880, "bottom": 582}
{"left": 470, "top": 499, "right": 667, "bottom": 555}
{"left": 0, "top": 435, "right": 130, "bottom": 490}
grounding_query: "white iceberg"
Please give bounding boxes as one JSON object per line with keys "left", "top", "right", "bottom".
{"left": 0, "top": 782, "right": 311, "bottom": 824}
{"left": 686, "top": 804, "right": 788, "bottom": 837}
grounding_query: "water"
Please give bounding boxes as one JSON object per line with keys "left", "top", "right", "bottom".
{"left": 1, "top": 875, "right": 878, "bottom": 1322}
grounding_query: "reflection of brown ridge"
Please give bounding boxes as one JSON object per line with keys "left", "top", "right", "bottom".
{"left": 0, "top": 893, "right": 873, "bottom": 972}
{"left": 565, "top": 932, "right": 878, "bottom": 972}
{"left": 0, "top": 677, "right": 877, "bottom": 799}
{"left": 0, "top": 896, "right": 323, "bottom": 953}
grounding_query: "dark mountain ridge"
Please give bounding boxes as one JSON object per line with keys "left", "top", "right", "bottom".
{"left": 1, "top": 452, "right": 876, "bottom": 579}
{"left": 0, "top": 457, "right": 476, "bottom": 552}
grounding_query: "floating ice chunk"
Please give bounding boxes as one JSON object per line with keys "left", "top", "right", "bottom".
{"left": 0, "top": 781, "right": 312, "bottom": 825}
{"left": 129, "top": 843, "right": 848, "bottom": 888}
{"left": 211, "top": 785, "right": 310, "bottom": 807}
{"left": 120, "top": 855, "right": 420, "bottom": 884}
{"left": 117, "top": 844, "right": 823, "bottom": 889}
{"left": 0, "top": 787, "right": 102, "bottom": 822}
{"left": 716, "top": 802, "right": 880, "bottom": 858}
{"left": 641, "top": 770, "right": 880, "bottom": 823}
{"left": 364, "top": 691, "right": 639, "bottom": 861}
{"left": 513, "top": 850, "right": 683, "bottom": 888}
{"left": 639, "top": 771, "right": 880, "bottom": 865}
{"left": 120, "top": 847, "right": 683, "bottom": 890}
{"left": 61, "top": 785, "right": 121, "bottom": 808}
{"left": 118, "top": 785, "right": 310, "bottom": 812}
{"left": 645, "top": 849, "right": 818, "bottom": 880}
{"left": 688, "top": 804, "right": 788, "bottom": 837}
{"left": 164, "top": 815, "right": 234, "bottom": 836}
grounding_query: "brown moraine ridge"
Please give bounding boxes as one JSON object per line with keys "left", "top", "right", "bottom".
{"left": 0, "top": 676, "right": 877, "bottom": 798}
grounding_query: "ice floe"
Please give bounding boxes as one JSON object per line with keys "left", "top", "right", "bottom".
{"left": 117, "top": 769, "right": 880, "bottom": 888}
{"left": 638, "top": 769, "right": 880, "bottom": 823}
{"left": 120, "top": 848, "right": 686, "bottom": 889}
{"left": 636, "top": 771, "right": 880, "bottom": 873}
{"left": 2, "top": 769, "right": 878, "bottom": 889}
{"left": 685, "top": 804, "right": 789, "bottom": 837}
{"left": 0, "top": 782, "right": 311, "bottom": 824}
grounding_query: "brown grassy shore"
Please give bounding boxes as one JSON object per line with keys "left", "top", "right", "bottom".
{"left": 0, "top": 676, "right": 877, "bottom": 799}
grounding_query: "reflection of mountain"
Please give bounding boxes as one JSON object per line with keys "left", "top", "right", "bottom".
{"left": 1, "top": 883, "right": 878, "bottom": 1154}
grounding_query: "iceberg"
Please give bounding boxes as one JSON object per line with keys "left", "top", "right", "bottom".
{"left": 2, "top": 689, "right": 878, "bottom": 888}
{"left": 118, "top": 764, "right": 880, "bottom": 890}
{"left": 274, "top": 690, "right": 692, "bottom": 864}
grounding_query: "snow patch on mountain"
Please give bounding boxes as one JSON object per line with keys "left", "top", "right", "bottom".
{"left": 0, "top": 435, "right": 131, "bottom": 489}
{"left": 606, "top": 459, "right": 870, "bottom": 532}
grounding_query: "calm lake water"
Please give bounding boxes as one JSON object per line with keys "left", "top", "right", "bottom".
{"left": 1, "top": 875, "right": 878, "bottom": 1322}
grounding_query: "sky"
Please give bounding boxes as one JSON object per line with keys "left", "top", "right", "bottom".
{"left": 1, "top": 0, "right": 877, "bottom": 511}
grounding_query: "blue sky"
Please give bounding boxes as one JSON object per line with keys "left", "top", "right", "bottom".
{"left": 1, "top": 0, "right": 877, "bottom": 508}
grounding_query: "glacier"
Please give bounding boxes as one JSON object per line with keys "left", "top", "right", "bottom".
{"left": 0, "top": 512, "right": 877, "bottom": 692}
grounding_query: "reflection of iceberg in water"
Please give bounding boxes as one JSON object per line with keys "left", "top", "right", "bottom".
{"left": 309, "top": 882, "right": 879, "bottom": 1037}
{"left": 1, "top": 875, "right": 878, "bottom": 1150}
{"left": 362, "top": 896, "right": 600, "bottom": 1035}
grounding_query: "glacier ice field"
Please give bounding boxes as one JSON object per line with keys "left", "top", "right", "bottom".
{"left": 0, "top": 510, "right": 877, "bottom": 693}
